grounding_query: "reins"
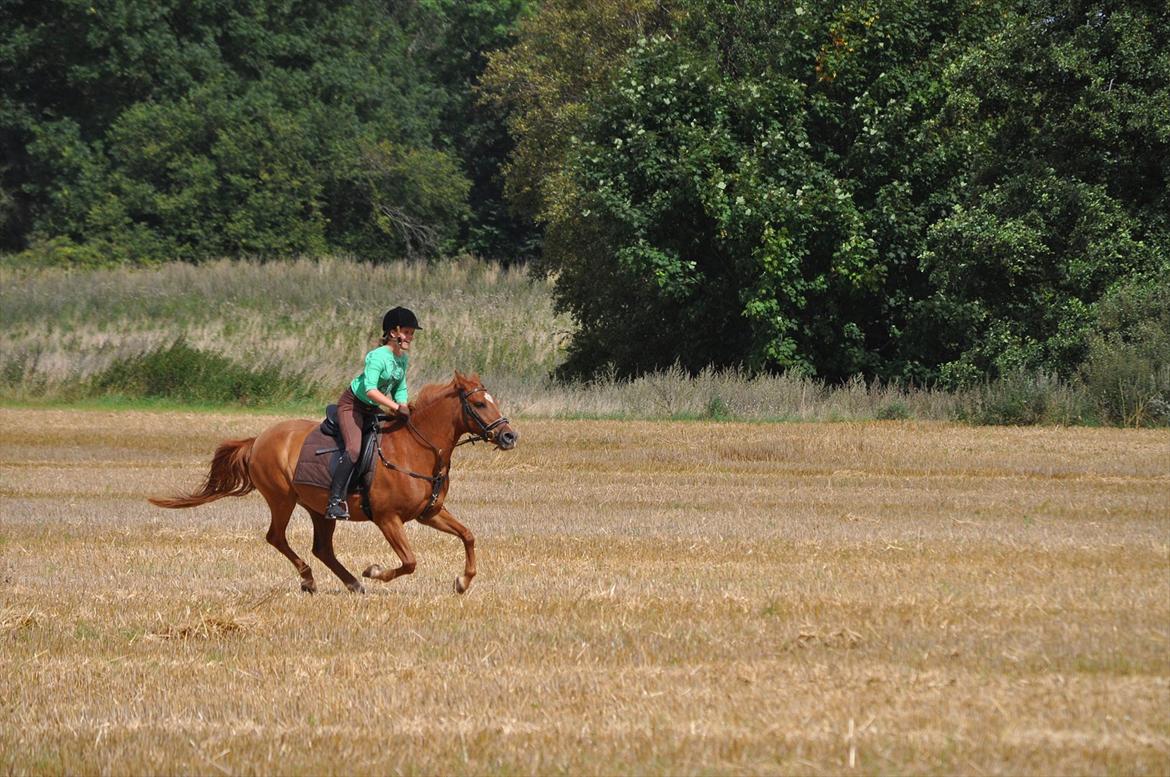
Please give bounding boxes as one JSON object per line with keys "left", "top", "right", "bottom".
{"left": 373, "top": 414, "right": 446, "bottom": 519}
{"left": 373, "top": 385, "right": 509, "bottom": 520}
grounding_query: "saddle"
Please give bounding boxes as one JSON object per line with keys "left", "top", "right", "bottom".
{"left": 319, "top": 404, "right": 383, "bottom": 478}
{"left": 292, "top": 405, "right": 387, "bottom": 518}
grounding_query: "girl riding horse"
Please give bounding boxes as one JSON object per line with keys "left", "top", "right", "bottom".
{"left": 327, "top": 306, "right": 420, "bottom": 520}
{"left": 149, "top": 372, "right": 517, "bottom": 595}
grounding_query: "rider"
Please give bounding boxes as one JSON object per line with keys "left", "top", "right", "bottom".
{"left": 325, "top": 306, "right": 420, "bottom": 520}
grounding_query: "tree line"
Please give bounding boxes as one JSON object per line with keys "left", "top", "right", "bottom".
{"left": 2, "top": 0, "right": 1167, "bottom": 392}
{"left": 1, "top": 0, "right": 534, "bottom": 264}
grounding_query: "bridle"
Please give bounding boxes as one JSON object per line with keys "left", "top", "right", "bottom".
{"left": 458, "top": 386, "right": 510, "bottom": 447}
{"left": 374, "top": 384, "right": 509, "bottom": 520}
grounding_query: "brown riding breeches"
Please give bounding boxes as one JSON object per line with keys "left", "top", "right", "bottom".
{"left": 337, "top": 387, "right": 377, "bottom": 462}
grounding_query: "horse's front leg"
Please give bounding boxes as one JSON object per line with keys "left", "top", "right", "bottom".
{"left": 419, "top": 507, "right": 476, "bottom": 594}
{"left": 362, "top": 515, "right": 417, "bottom": 584}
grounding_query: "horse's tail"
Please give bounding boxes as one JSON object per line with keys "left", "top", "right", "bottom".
{"left": 149, "top": 437, "right": 256, "bottom": 509}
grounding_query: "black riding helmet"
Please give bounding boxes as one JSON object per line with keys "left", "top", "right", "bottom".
{"left": 382, "top": 306, "right": 422, "bottom": 333}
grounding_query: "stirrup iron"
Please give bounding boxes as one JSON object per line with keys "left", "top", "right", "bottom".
{"left": 325, "top": 498, "right": 350, "bottom": 520}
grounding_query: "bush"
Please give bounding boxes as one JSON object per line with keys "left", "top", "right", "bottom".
{"left": 1078, "top": 278, "right": 1170, "bottom": 427}
{"left": 704, "top": 395, "right": 732, "bottom": 421}
{"left": 875, "top": 401, "right": 911, "bottom": 421}
{"left": 12, "top": 236, "right": 122, "bottom": 269}
{"left": 1083, "top": 342, "right": 1170, "bottom": 427}
{"left": 89, "top": 340, "right": 314, "bottom": 406}
{"left": 955, "top": 372, "right": 1094, "bottom": 426}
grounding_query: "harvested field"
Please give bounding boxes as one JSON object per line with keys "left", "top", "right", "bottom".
{"left": 1, "top": 408, "right": 1168, "bottom": 775}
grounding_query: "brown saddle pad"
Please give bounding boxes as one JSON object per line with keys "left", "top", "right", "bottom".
{"left": 292, "top": 428, "right": 341, "bottom": 490}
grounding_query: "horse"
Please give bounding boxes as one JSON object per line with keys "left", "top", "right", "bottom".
{"left": 149, "top": 372, "right": 517, "bottom": 595}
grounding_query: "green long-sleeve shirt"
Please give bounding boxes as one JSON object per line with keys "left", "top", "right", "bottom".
{"left": 350, "top": 346, "right": 408, "bottom": 407}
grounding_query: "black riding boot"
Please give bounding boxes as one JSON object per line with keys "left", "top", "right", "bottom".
{"left": 325, "top": 454, "right": 355, "bottom": 520}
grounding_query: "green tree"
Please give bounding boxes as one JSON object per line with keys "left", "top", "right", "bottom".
{"left": 537, "top": 0, "right": 1006, "bottom": 379}
{"left": 428, "top": 0, "right": 538, "bottom": 262}
{"left": 479, "top": 0, "right": 674, "bottom": 225}
{"left": 357, "top": 139, "right": 470, "bottom": 259}
{"left": 922, "top": 0, "right": 1169, "bottom": 382}
{"left": 506, "top": 0, "right": 1167, "bottom": 383}
{"left": 1, "top": 0, "right": 472, "bottom": 262}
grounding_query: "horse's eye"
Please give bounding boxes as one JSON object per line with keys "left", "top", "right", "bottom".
{"left": 475, "top": 401, "right": 487, "bottom": 409}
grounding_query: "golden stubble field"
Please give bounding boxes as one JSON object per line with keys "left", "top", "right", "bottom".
{"left": 1, "top": 407, "right": 1167, "bottom": 775}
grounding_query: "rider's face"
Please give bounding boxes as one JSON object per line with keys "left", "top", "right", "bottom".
{"left": 391, "top": 327, "right": 416, "bottom": 351}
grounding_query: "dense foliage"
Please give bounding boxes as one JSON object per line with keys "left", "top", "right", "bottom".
{"left": 0, "top": 0, "right": 531, "bottom": 262}
{"left": 3, "top": 0, "right": 1167, "bottom": 409}
{"left": 496, "top": 0, "right": 1167, "bottom": 384}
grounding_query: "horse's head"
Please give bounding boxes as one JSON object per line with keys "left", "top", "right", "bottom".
{"left": 454, "top": 372, "right": 518, "bottom": 450}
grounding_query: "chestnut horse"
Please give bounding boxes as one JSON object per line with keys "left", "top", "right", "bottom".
{"left": 149, "top": 372, "right": 517, "bottom": 595}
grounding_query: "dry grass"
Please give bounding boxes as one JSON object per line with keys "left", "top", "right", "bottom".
{"left": 0, "top": 256, "right": 571, "bottom": 395}
{"left": 1, "top": 407, "right": 1168, "bottom": 775}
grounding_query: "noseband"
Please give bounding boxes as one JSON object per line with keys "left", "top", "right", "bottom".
{"left": 459, "top": 386, "right": 510, "bottom": 445}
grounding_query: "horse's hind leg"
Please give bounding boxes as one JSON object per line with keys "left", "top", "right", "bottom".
{"left": 419, "top": 507, "right": 476, "bottom": 594}
{"left": 263, "top": 492, "right": 316, "bottom": 593}
{"left": 308, "top": 510, "right": 365, "bottom": 594}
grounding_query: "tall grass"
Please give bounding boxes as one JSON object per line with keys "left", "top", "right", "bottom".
{"left": 0, "top": 257, "right": 1157, "bottom": 424}
{"left": 0, "top": 256, "right": 569, "bottom": 402}
{"left": 518, "top": 365, "right": 960, "bottom": 422}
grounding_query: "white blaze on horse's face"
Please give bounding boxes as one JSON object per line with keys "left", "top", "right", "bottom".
{"left": 484, "top": 392, "right": 494, "bottom": 404}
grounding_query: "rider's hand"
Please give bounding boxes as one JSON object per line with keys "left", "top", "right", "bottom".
{"left": 395, "top": 404, "right": 411, "bottom": 420}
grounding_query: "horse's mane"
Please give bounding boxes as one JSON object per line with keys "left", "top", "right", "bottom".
{"left": 413, "top": 380, "right": 452, "bottom": 409}
{"left": 412, "top": 372, "right": 480, "bottom": 411}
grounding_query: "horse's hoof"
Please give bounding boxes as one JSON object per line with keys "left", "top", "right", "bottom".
{"left": 347, "top": 581, "right": 366, "bottom": 594}
{"left": 454, "top": 576, "right": 469, "bottom": 595}
{"left": 362, "top": 564, "right": 382, "bottom": 580}
{"left": 301, "top": 580, "right": 316, "bottom": 594}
